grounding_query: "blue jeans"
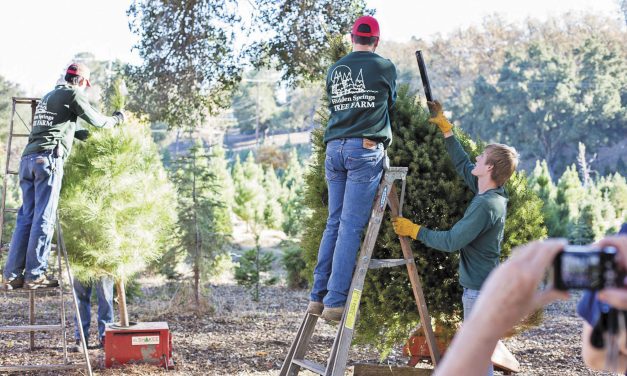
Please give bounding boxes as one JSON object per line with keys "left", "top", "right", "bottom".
{"left": 462, "top": 288, "right": 494, "bottom": 376}
{"left": 3, "top": 151, "right": 64, "bottom": 280}
{"left": 310, "top": 138, "right": 384, "bottom": 308}
{"left": 74, "top": 277, "right": 114, "bottom": 341}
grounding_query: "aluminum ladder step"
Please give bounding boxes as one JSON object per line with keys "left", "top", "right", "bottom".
{"left": 292, "top": 359, "right": 325, "bottom": 375}
{"left": 0, "top": 363, "right": 87, "bottom": 372}
{"left": 9, "top": 133, "right": 29, "bottom": 138}
{"left": 4, "top": 208, "right": 18, "bottom": 213}
{"left": 0, "top": 324, "right": 63, "bottom": 333}
{"left": 369, "top": 258, "right": 410, "bottom": 269}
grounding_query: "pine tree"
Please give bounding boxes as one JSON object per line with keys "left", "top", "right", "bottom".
{"left": 528, "top": 160, "right": 561, "bottom": 236}
{"left": 169, "top": 137, "right": 231, "bottom": 306}
{"left": 262, "top": 165, "right": 284, "bottom": 230}
{"left": 206, "top": 145, "right": 234, "bottom": 236}
{"left": 301, "top": 82, "right": 547, "bottom": 355}
{"left": 605, "top": 173, "right": 627, "bottom": 223}
{"left": 281, "top": 149, "right": 307, "bottom": 237}
{"left": 232, "top": 152, "right": 277, "bottom": 300}
{"left": 555, "top": 165, "right": 586, "bottom": 237}
{"left": 60, "top": 117, "right": 176, "bottom": 326}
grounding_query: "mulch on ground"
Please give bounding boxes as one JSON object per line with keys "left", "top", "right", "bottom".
{"left": 0, "top": 281, "right": 618, "bottom": 375}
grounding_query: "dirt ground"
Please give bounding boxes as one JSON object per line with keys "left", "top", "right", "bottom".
{"left": 0, "top": 274, "right": 621, "bottom": 376}
{"left": 0, "top": 223, "right": 619, "bottom": 375}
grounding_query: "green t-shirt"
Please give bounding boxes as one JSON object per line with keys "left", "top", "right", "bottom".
{"left": 22, "top": 84, "right": 118, "bottom": 158}
{"left": 418, "top": 136, "right": 509, "bottom": 290}
{"left": 323, "top": 51, "right": 397, "bottom": 148}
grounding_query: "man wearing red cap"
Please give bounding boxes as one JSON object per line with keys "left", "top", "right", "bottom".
{"left": 308, "top": 15, "right": 397, "bottom": 321}
{"left": 2, "top": 62, "right": 125, "bottom": 290}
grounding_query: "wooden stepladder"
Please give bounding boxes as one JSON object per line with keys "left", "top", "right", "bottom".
{"left": 0, "top": 97, "right": 92, "bottom": 375}
{"left": 281, "top": 166, "right": 440, "bottom": 376}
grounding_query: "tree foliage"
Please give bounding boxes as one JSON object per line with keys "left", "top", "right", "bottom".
{"left": 529, "top": 160, "right": 626, "bottom": 242}
{"left": 247, "top": 0, "right": 370, "bottom": 83}
{"left": 302, "top": 74, "right": 546, "bottom": 355}
{"left": 60, "top": 120, "right": 176, "bottom": 284}
{"left": 167, "top": 138, "right": 231, "bottom": 303}
{"left": 448, "top": 20, "right": 627, "bottom": 176}
{"left": 127, "top": 0, "right": 242, "bottom": 127}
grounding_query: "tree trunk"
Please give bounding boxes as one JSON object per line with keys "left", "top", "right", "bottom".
{"left": 255, "top": 234, "right": 260, "bottom": 301}
{"left": 192, "top": 144, "right": 201, "bottom": 305}
{"left": 116, "top": 279, "right": 130, "bottom": 327}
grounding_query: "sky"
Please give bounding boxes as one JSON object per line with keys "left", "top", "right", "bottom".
{"left": 0, "top": 0, "right": 622, "bottom": 96}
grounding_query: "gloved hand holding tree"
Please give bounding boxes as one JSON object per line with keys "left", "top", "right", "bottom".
{"left": 392, "top": 217, "right": 421, "bottom": 239}
{"left": 427, "top": 100, "right": 453, "bottom": 133}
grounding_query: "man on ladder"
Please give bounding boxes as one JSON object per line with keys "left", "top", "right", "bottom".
{"left": 308, "top": 15, "right": 397, "bottom": 321}
{"left": 2, "top": 62, "right": 125, "bottom": 290}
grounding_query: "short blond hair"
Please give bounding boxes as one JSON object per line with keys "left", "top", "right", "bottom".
{"left": 485, "top": 143, "right": 519, "bottom": 186}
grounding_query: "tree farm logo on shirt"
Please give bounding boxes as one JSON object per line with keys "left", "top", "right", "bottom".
{"left": 330, "top": 65, "right": 378, "bottom": 112}
{"left": 33, "top": 96, "right": 57, "bottom": 127}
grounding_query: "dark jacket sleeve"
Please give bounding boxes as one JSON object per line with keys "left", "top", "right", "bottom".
{"left": 418, "top": 200, "right": 491, "bottom": 252}
{"left": 70, "top": 92, "right": 118, "bottom": 129}
{"left": 387, "top": 62, "right": 397, "bottom": 109}
{"left": 445, "top": 136, "right": 478, "bottom": 193}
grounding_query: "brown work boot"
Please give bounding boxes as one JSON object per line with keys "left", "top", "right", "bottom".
{"left": 306, "top": 301, "right": 323, "bottom": 316}
{"left": 3, "top": 277, "right": 24, "bottom": 290}
{"left": 24, "top": 275, "right": 59, "bottom": 290}
{"left": 321, "top": 306, "right": 345, "bottom": 322}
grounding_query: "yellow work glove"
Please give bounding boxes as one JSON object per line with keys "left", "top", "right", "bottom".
{"left": 427, "top": 100, "right": 453, "bottom": 133}
{"left": 392, "top": 217, "right": 421, "bottom": 240}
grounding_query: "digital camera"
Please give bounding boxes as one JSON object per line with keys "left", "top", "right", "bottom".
{"left": 553, "top": 245, "right": 622, "bottom": 290}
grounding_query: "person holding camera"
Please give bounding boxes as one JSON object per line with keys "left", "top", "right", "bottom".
{"left": 433, "top": 235, "right": 627, "bottom": 376}
{"left": 2, "top": 62, "right": 125, "bottom": 290}
{"left": 578, "top": 223, "right": 627, "bottom": 373}
{"left": 392, "top": 100, "right": 518, "bottom": 376}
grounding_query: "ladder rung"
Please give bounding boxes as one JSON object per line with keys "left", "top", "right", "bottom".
{"left": 4, "top": 286, "right": 60, "bottom": 293}
{"left": 6, "top": 170, "right": 19, "bottom": 175}
{"left": 0, "top": 324, "right": 63, "bottom": 333}
{"left": 10, "top": 133, "right": 30, "bottom": 138}
{"left": 0, "top": 363, "right": 87, "bottom": 372}
{"left": 293, "top": 359, "right": 325, "bottom": 375}
{"left": 369, "top": 258, "right": 410, "bottom": 269}
{"left": 4, "top": 208, "right": 18, "bottom": 213}
{"left": 13, "top": 97, "right": 39, "bottom": 104}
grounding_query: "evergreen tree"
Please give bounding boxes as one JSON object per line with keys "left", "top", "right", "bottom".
{"left": 206, "top": 145, "right": 234, "bottom": 236}
{"left": 302, "top": 83, "right": 547, "bottom": 355}
{"left": 602, "top": 173, "right": 627, "bottom": 223}
{"left": 232, "top": 152, "right": 277, "bottom": 300}
{"left": 262, "top": 165, "right": 284, "bottom": 230}
{"left": 554, "top": 165, "right": 586, "bottom": 237}
{"left": 60, "top": 118, "right": 176, "bottom": 326}
{"left": 528, "top": 160, "right": 561, "bottom": 236}
{"left": 169, "top": 138, "right": 231, "bottom": 305}
{"left": 281, "top": 149, "right": 307, "bottom": 237}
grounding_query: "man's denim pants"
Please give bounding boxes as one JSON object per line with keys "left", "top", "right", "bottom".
{"left": 463, "top": 288, "right": 494, "bottom": 376}
{"left": 3, "top": 151, "right": 64, "bottom": 280}
{"left": 74, "top": 277, "right": 115, "bottom": 341}
{"left": 310, "top": 138, "right": 384, "bottom": 308}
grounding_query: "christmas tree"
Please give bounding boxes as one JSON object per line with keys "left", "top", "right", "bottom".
{"left": 60, "top": 118, "right": 176, "bottom": 326}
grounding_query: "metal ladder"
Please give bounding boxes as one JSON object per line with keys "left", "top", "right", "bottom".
{"left": 0, "top": 97, "right": 92, "bottom": 374}
{"left": 280, "top": 166, "right": 441, "bottom": 376}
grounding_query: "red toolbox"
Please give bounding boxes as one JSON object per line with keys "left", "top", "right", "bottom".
{"left": 104, "top": 321, "right": 174, "bottom": 369}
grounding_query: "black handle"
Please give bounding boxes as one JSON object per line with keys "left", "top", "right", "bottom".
{"left": 415, "top": 50, "right": 433, "bottom": 102}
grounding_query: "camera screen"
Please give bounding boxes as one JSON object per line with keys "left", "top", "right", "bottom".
{"left": 560, "top": 252, "right": 602, "bottom": 289}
